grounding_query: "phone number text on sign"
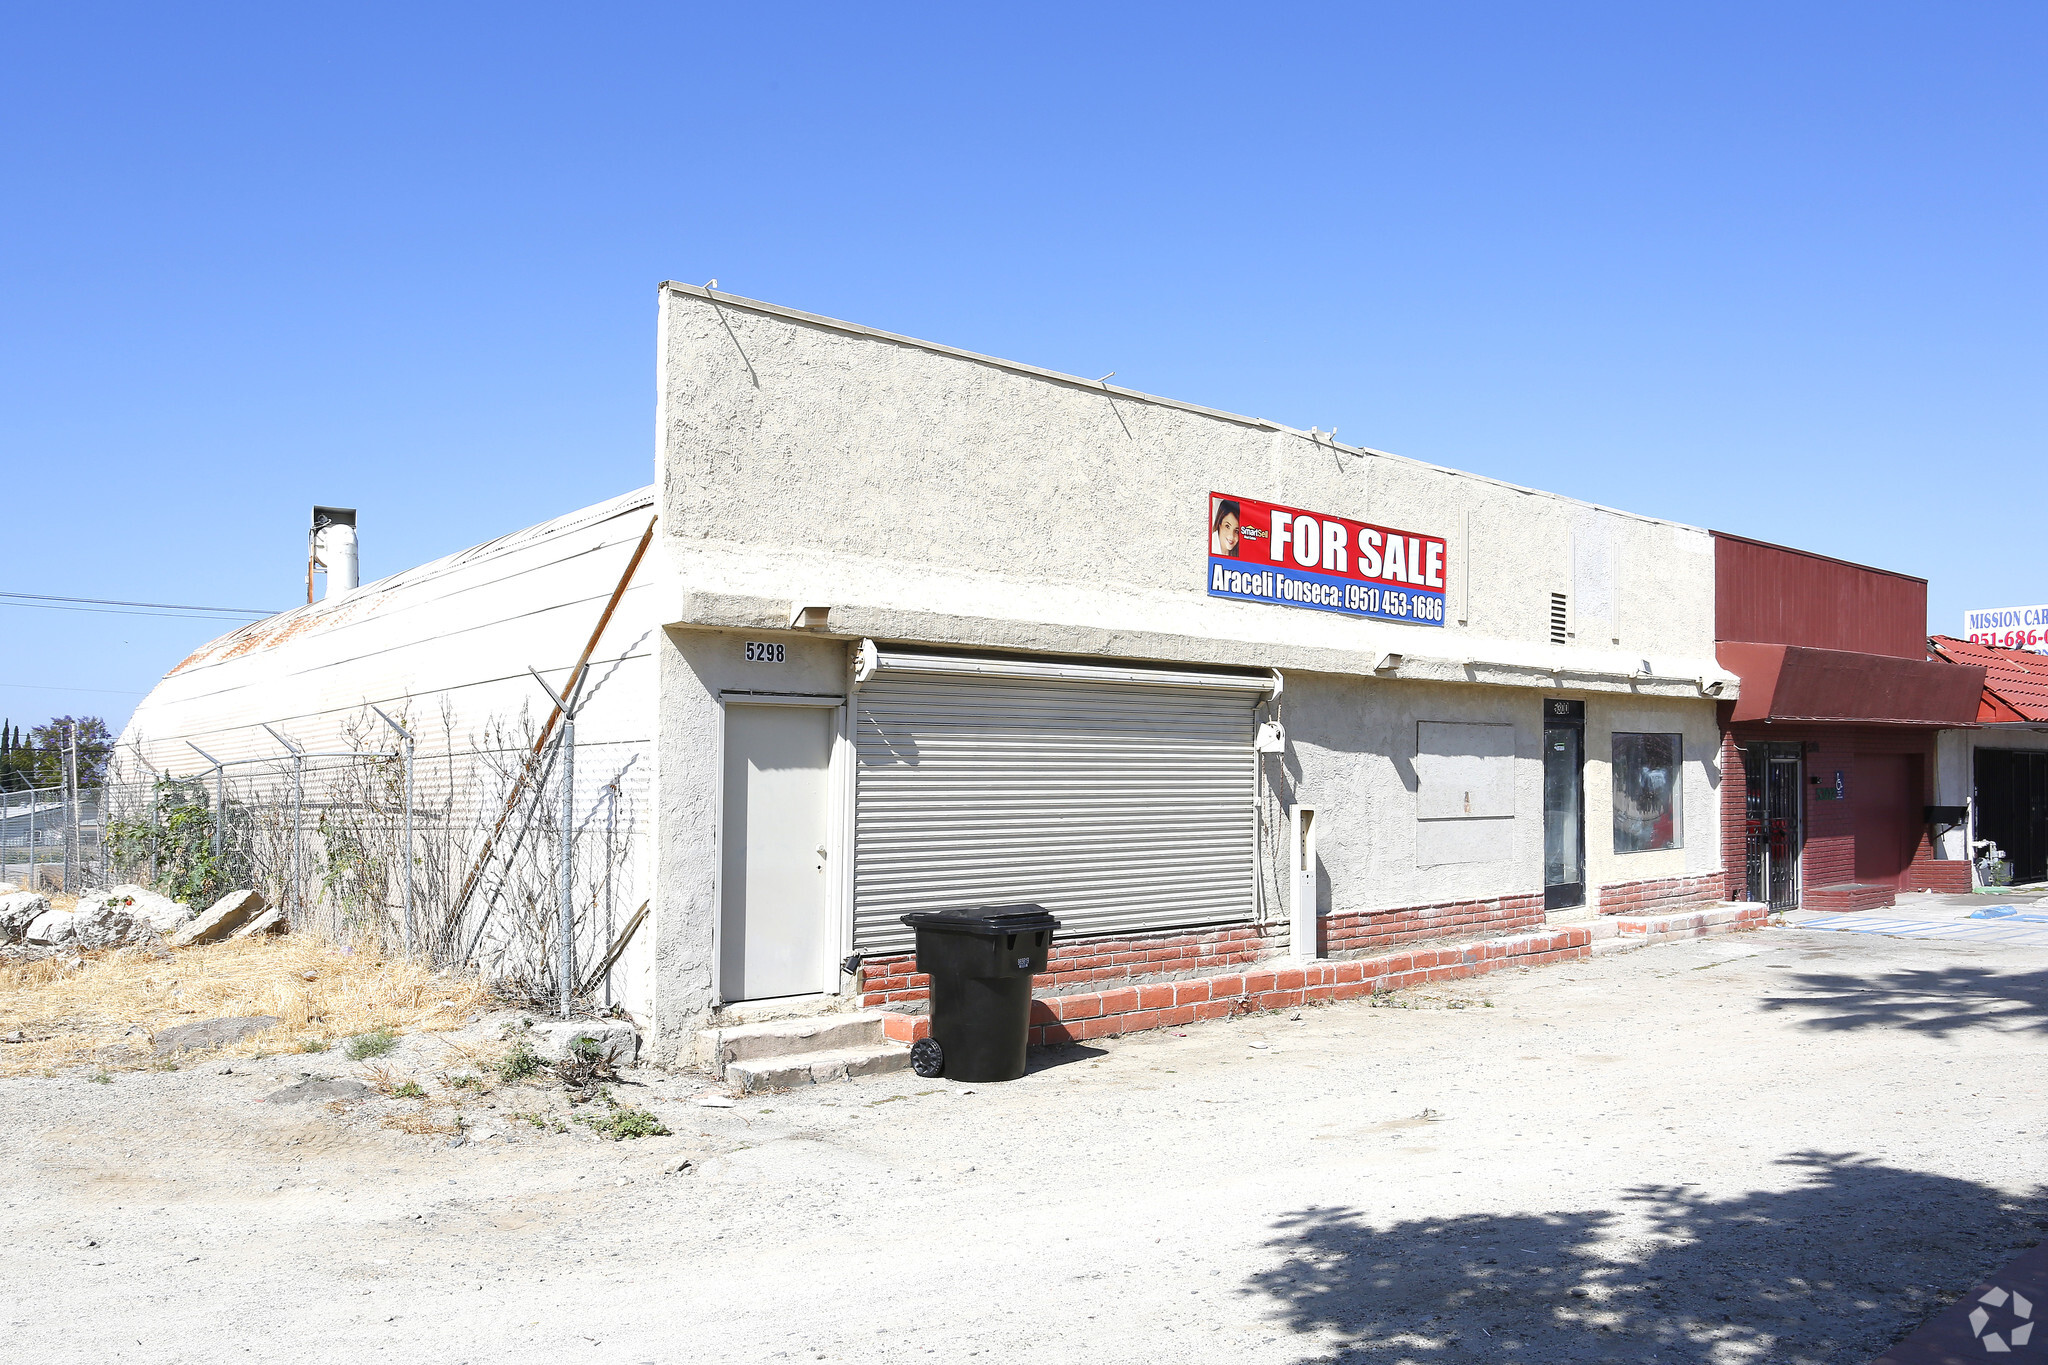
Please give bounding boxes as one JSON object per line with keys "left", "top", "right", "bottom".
{"left": 1206, "top": 491, "right": 1448, "bottom": 628}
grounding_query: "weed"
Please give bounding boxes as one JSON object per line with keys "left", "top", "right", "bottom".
{"left": 554, "top": 1034, "right": 616, "bottom": 1100}
{"left": 392, "top": 1080, "right": 427, "bottom": 1100}
{"left": 446, "top": 1073, "right": 484, "bottom": 1091}
{"left": 90, "top": 1070, "right": 111, "bottom": 1085}
{"left": 298, "top": 1038, "right": 328, "bottom": 1053}
{"left": 344, "top": 1027, "right": 398, "bottom": 1061}
{"left": 513, "top": 1110, "right": 567, "bottom": 1134}
{"left": 153, "top": 1058, "right": 179, "bottom": 1072}
{"left": 576, "top": 1106, "right": 670, "bottom": 1141}
{"left": 497, "top": 1040, "right": 542, "bottom": 1082}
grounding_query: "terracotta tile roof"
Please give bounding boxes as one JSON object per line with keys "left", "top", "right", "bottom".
{"left": 1929, "top": 635, "right": 2048, "bottom": 722}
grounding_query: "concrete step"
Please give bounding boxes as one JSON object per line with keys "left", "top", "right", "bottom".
{"left": 700, "top": 1012, "right": 888, "bottom": 1077}
{"left": 726, "top": 1043, "right": 913, "bottom": 1094}
{"left": 1591, "top": 902, "right": 1769, "bottom": 954}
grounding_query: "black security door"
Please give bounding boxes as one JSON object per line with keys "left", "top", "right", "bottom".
{"left": 1543, "top": 700, "right": 1586, "bottom": 910}
{"left": 1742, "top": 742, "right": 1804, "bottom": 911}
{"left": 1976, "top": 749, "right": 2048, "bottom": 885}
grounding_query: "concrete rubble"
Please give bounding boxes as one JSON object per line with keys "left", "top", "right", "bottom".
{"left": 229, "top": 906, "right": 288, "bottom": 939}
{"left": 76, "top": 884, "right": 191, "bottom": 933}
{"left": 2, "top": 892, "right": 159, "bottom": 950}
{"left": 527, "top": 1018, "right": 640, "bottom": 1068}
{"left": 0, "top": 892, "right": 49, "bottom": 943}
{"left": 168, "top": 889, "right": 267, "bottom": 948}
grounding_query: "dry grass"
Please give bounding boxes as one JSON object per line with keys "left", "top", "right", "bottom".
{"left": 0, "top": 934, "right": 489, "bottom": 1076}
{"left": 382, "top": 1107, "right": 462, "bottom": 1137}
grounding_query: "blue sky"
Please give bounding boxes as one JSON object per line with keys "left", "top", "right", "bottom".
{"left": 4, "top": 3, "right": 2043, "bottom": 734}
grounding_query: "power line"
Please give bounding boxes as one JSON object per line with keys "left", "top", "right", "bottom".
{"left": 0, "top": 682, "right": 148, "bottom": 696}
{"left": 0, "top": 600, "right": 267, "bottom": 623}
{"left": 0, "top": 590, "right": 277, "bottom": 615}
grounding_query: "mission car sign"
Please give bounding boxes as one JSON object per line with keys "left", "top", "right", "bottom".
{"left": 1207, "top": 492, "right": 1447, "bottom": 627}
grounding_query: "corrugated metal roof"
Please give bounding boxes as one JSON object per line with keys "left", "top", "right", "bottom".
{"left": 117, "top": 486, "right": 659, "bottom": 778}
{"left": 1929, "top": 635, "right": 2048, "bottom": 722}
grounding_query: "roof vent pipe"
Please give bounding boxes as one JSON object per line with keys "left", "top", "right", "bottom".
{"left": 310, "top": 506, "right": 359, "bottom": 602}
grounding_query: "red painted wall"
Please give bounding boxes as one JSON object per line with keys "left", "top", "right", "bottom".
{"left": 1713, "top": 533, "right": 1928, "bottom": 659}
{"left": 1718, "top": 719, "right": 1960, "bottom": 907}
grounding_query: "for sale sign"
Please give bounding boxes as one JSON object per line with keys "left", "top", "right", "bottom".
{"left": 1964, "top": 604, "right": 2048, "bottom": 653}
{"left": 1207, "top": 492, "right": 1448, "bottom": 627}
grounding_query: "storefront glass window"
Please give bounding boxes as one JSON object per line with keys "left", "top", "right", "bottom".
{"left": 1613, "top": 732, "right": 1682, "bottom": 852}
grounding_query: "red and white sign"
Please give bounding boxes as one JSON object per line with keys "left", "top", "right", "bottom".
{"left": 1207, "top": 492, "right": 1448, "bottom": 627}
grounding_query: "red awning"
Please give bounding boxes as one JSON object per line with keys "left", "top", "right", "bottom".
{"left": 1717, "top": 642, "right": 1985, "bottom": 726}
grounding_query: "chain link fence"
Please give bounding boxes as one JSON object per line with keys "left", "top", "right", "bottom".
{"left": 87, "top": 707, "right": 648, "bottom": 1007}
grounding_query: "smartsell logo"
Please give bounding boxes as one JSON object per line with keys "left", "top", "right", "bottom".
{"left": 1972, "top": 1284, "right": 2034, "bottom": 1353}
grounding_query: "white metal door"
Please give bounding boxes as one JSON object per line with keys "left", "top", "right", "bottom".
{"left": 721, "top": 703, "right": 834, "bottom": 1000}
{"left": 853, "top": 656, "right": 1261, "bottom": 953}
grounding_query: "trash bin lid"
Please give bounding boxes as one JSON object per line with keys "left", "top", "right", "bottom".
{"left": 899, "top": 904, "right": 1061, "bottom": 935}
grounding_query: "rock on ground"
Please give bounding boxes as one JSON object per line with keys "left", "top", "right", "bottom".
{"left": 0, "top": 892, "right": 49, "bottom": 943}
{"left": 153, "top": 1016, "right": 284, "bottom": 1057}
{"left": 169, "top": 889, "right": 267, "bottom": 948}
{"left": 70, "top": 903, "right": 156, "bottom": 949}
{"left": 77, "top": 884, "right": 190, "bottom": 932}
{"left": 230, "top": 906, "right": 288, "bottom": 939}
{"left": 527, "top": 1019, "right": 640, "bottom": 1068}
{"left": 263, "top": 1077, "right": 372, "bottom": 1104}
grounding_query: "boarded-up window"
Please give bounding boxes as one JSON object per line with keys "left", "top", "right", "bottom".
{"left": 1415, "top": 721, "right": 1516, "bottom": 866}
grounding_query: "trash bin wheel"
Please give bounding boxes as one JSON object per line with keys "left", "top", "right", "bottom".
{"left": 910, "top": 1037, "right": 944, "bottom": 1078}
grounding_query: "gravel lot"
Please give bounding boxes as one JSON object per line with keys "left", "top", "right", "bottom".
{"left": 4, "top": 924, "right": 2044, "bottom": 1365}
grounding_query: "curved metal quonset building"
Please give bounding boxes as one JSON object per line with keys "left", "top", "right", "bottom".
{"left": 113, "top": 487, "right": 660, "bottom": 1013}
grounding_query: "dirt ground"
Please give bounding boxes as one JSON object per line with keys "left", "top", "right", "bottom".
{"left": 4, "top": 924, "right": 2044, "bottom": 1365}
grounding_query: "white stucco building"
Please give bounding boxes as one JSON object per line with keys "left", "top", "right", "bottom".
{"left": 122, "top": 285, "right": 1751, "bottom": 1063}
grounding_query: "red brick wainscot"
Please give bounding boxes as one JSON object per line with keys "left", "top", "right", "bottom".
{"left": 859, "top": 892, "right": 1549, "bottom": 1010}
{"left": 1593, "top": 874, "right": 1726, "bottom": 917}
{"left": 880, "top": 926, "right": 1596, "bottom": 1045}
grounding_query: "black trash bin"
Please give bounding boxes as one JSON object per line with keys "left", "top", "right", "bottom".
{"left": 899, "top": 904, "right": 1060, "bottom": 1082}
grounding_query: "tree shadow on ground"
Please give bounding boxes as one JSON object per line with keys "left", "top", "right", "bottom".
{"left": 1244, "top": 1152, "right": 2045, "bottom": 1364}
{"left": 1757, "top": 966, "right": 2048, "bottom": 1037}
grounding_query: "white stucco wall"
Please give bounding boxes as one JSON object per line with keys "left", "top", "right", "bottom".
{"left": 650, "top": 626, "right": 851, "bottom": 1055}
{"left": 1264, "top": 676, "right": 1720, "bottom": 934}
{"left": 654, "top": 285, "right": 1733, "bottom": 697}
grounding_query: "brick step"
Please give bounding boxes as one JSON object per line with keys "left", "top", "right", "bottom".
{"left": 1803, "top": 882, "right": 1898, "bottom": 913}
{"left": 725, "top": 1043, "right": 912, "bottom": 1095}
{"left": 695, "top": 1012, "right": 887, "bottom": 1078}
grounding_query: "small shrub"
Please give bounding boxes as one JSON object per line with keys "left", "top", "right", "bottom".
{"left": 578, "top": 1106, "right": 670, "bottom": 1141}
{"left": 392, "top": 1080, "right": 427, "bottom": 1100}
{"left": 344, "top": 1027, "right": 398, "bottom": 1061}
{"left": 513, "top": 1110, "right": 567, "bottom": 1134}
{"left": 90, "top": 1070, "right": 111, "bottom": 1085}
{"left": 447, "top": 1073, "right": 484, "bottom": 1091}
{"left": 555, "top": 1035, "right": 617, "bottom": 1098}
{"left": 298, "top": 1038, "right": 329, "bottom": 1054}
{"left": 496, "top": 1040, "right": 542, "bottom": 1082}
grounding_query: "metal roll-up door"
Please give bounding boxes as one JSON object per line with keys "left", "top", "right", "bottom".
{"left": 853, "top": 651, "right": 1265, "bottom": 953}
